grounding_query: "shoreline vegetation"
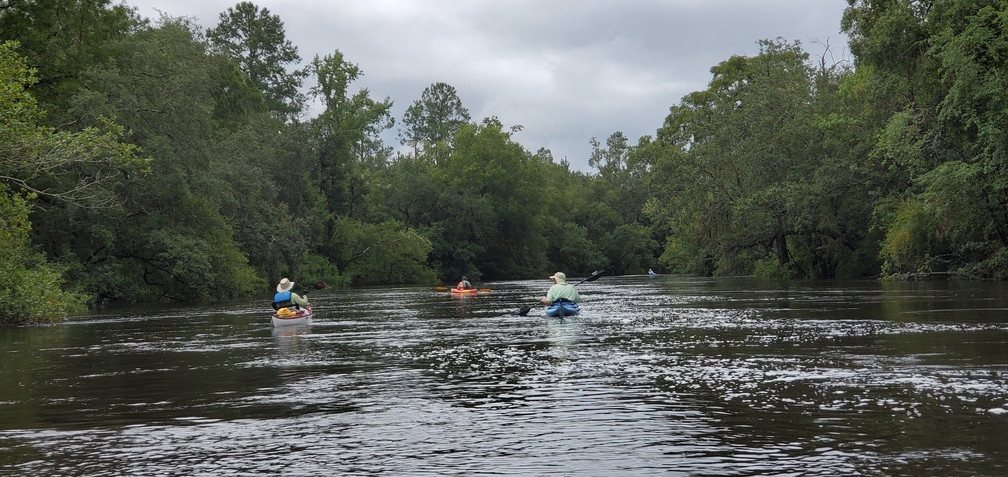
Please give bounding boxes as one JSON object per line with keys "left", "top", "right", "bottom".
{"left": 3, "top": 1, "right": 1008, "bottom": 325}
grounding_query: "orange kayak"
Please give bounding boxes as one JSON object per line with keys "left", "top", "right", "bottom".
{"left": 450, "top": 288, "right": 478, "bottom": 295}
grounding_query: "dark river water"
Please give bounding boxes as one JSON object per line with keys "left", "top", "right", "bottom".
{"left": 2, "top": 276, "right": 1007, "bottom": 476}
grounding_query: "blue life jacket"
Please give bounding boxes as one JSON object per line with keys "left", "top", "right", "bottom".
{"left": 272, "top": 290, "right": 296, "bottom": 310}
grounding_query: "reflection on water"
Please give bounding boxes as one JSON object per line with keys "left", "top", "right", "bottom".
{"left": 1, "top": 277, "right": 1007, "bottom": 476}
{"left": 272, "top": 323, "right": 311, "bottom": 356}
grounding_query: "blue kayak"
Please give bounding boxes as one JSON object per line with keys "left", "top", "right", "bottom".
{"left": 545, "top": 301, "right": 580, "bottom": 317}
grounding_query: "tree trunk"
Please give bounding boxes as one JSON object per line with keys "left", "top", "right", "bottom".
{"left": 775, "top": 231, "right": 790, "bottom": 267}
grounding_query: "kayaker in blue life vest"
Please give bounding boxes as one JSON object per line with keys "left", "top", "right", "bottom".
{"left": 272, "top": 278, "right": 309, "bottom": 310}
{"left": 539, "top": 272, "right": 580, "bottom": 305}
{"left": 457, "top": 276, "right": 472, "bottom": 290}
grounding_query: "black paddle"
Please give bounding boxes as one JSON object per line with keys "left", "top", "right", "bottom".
{"left": 511, "top": 269, "right": 605, "bottom": 316}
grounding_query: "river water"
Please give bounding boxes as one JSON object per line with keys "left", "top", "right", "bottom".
{"left": 1, "top": 276, "right": 1007, "bottom": 476}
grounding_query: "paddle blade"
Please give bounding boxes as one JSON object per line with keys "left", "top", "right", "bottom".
{"left": 435, "top": 286, "right": 449, "bottom": 291}
{"left": 479, "top": 288, "right": 491, "bottom": 292}
{"left": 508, "top": 304, "right": 538, "bottom": 316}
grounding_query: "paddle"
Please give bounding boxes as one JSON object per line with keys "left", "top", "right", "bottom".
{"left": 512, "top": 269, "right": 605, "bottom": 316}
{"left": 436, "top": 286, "right": 491, "bottom": 292}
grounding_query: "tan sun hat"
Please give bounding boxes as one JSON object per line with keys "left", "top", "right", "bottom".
{"left": 549, "top": 272, "right": 567, "bottom": 283}
{"left": 277, "top": 278, "right": 295, "bottom": 292}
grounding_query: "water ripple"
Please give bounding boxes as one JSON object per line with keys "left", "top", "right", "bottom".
{"left": 2, "top": 277, "right": 1007, "bottom": 475}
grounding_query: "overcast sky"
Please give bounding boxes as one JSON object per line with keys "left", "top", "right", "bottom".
{"left": 119, "top": 0, "right": 851, "bottom": 171}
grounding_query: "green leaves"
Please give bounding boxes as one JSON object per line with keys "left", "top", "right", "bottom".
{"left": 309, "top": 50, "right": 394, "bottom": 217}
{"left": 0, "top": 0, "right": 135, "bottom": 118}
{"left": 644, "top": 38, "right": 880, "bottom": 278}
{"left": 650, "top": 40, "right": 805, "bottom": 274}
{"left": 846, "top": 0, "right": 1008, "bottom": 277}
{"left": 207, "top": 1, "right": 306, "bottom": 118}
{"left": 327, "top": 217, "right": 436, "bottom": 286}
{"left": 398, "top": 82, "right": 471, "bottom": 159}
{"left": 0, "top": 41, "right": 146, "bottom": 208}
{"left": 0, "top": 182, "right": 86, "bottom": 325}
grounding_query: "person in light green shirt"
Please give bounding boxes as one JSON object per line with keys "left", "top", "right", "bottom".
{"left": 539, "top": 272, "right": 580, "bottom": 304}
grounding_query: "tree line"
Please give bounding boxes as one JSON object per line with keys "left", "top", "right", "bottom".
{"left": 2, "top": 0, "right": 1006, "bottom": 325}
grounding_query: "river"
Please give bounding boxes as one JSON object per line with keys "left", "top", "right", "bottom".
{"left": 1, "top": 276, "right": 1007, "bottom": 476}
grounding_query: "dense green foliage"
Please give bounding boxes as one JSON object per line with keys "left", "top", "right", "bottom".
{"left": 2, "top": 0, "right": 1007, "bottom": 325}
{"left": 841, "top": 0, "right": 1008, "bottom": 278}
{"left": 0, "top": 40, "right": 115, "bottom": 324}
{"left": 645, "top": 39, "right": 876, "bottom": 278}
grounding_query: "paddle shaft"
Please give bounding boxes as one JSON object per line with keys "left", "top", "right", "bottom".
{"left": 573, "top": 272, "right": 603, "bottom": 286}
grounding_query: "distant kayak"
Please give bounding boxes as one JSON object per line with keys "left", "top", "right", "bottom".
{"left": 450, "top": 288, "right": 478, "bottom": 295}
{"left": 545, "top": 301, "right": 579, "bottom": 317}
{"left": 271, "top": 305, "right": 313, "bottom": 327}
